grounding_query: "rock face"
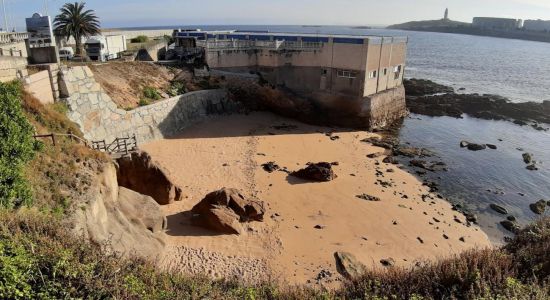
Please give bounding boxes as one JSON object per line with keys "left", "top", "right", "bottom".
{"left": 334, "top": 252, "right": 367, "bottom": 279}
{"left": 291, "top": 162, "right": 337, "bottom": 182}
{"left": 72, "top": 164, "right": 166, "bottom": 259}
{"left": 117, "top": 151, "right": 183, "bottom": 205}
{"left": 530, "top": 200, "right": 548, "bottom": 215}
{"left": 191, "top": 188, "right": 265, "bottom": 234}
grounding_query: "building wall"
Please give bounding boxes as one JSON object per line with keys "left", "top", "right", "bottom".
{"left": 524, "top": 20, "right": 550, "bottom": 32}
{"left": 472, "top": 17, "right": 520, "bottom": 30}
{"left": 24, "top": 70, "right": 54, "bottom": 104}
{"left": 0, "top": 55, "right": 28, "bottom": 82}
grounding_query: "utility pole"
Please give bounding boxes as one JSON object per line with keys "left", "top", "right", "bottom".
{"left": 1, "top": 0, "right": 7, "bottom": 32}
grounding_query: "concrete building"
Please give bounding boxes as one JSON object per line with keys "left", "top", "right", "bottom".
{"left": 173, "top": 30, "right": 408, "bottom": 128}
{"left": 523, "top": 19, "right": 550, "bottom": 32}
{"left": 472, "top": 17, "right": 522, "bottom": 30}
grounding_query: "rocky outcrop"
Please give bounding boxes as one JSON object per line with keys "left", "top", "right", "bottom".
{"left": 116, "top": 151, "right": 183, "bottom": 205}
{"left": 334, "top": 252, "right": 367, "bottom": 279}
{"left": 291, "top": 162, "right": 337, "bottom": 182}
{"left": 530, "top": 200, "right": 548, "bottom": 215}
{"left": 190, "top": 188, "right": 265, "bottom": 234}
{"left": 72, "top": 163, "right": 166, "bottom": 259}
{"left": 405, "top": 79, "right": 550, "bottom": 128}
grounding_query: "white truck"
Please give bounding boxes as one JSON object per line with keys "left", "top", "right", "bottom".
{"left": 84, "top": 35, "right": 127, "bottom": 62}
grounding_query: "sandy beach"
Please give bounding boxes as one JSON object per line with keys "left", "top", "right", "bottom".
{"left": 141, "top": 112, "right": 492, "bottom": 286}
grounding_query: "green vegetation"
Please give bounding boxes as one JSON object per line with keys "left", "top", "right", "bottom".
{"left": 54, "top": 2, "right": 100, "bottom": 55}
{"left": 138, "top": 98, "right": 151, "bottom": 106}
{"left": 1, "top": 80, "right": 549, "bottom": 299}
{"left": 0, "top": 82, "right": 37, "bottom": 208}
{"left": 131, "top": 35, "right": 149, "bottom": 43}
{"left": 167, "top": 81, "right": 187, "bottom": 97}
{"left": 143, "top": 86, "right": 162, "bottom": 101}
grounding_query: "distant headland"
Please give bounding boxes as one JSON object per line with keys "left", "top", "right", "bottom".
{"left": 388, "top": 9, "right": 550, "bottom": 44}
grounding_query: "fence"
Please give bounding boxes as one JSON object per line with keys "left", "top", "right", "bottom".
{"left": 91, "top": 135, "right": 138, "bottom": 155}
{"left": 197, "top": 40, "right": 323, "bottom": 51}
{"left": 33, "top": 133, "right": 89, "bottom": 147}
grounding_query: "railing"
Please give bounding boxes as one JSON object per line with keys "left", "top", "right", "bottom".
{"left": 0, "top": 48, "right": 23, "bottom": 57}
{"left": 33, "top": 133, "right": 89, "bottom": 147}
{"left": 197, "top": 40, "right": 322, "bottom": 51}
{"left": 0, "top": 32, "right": 28, "bottom": 44}
{"left": 92, "top": 135, "right": 138, "bottom": 155}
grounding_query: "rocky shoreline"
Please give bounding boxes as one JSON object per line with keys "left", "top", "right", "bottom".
{"left": 404, "top": 78, "right": 550, "bottom": 131}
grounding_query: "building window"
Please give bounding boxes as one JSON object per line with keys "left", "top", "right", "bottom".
{"left": 383, "top": 68, "right": 387, "bottom": 75}
{"left": 368, "top": 70, "right": 377, "bottom": 79}
{"left": 321, "top": 69, "right": 327, "bottom": 75}
{"left": 337, "top": 69, "right": 356, "bottom": 78}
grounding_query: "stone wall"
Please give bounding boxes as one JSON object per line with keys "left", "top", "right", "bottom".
{"left": 60, "top": 66, "right": 241, "bottom": 143}
{"left": 0, "top": 55, "right": 28, "bottom": 82}
{"left": 365, "top": 85, "right": 407, "bottom": 129}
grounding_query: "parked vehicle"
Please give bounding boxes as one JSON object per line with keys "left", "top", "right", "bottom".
{"left": 59, "top": 47, "right": 74, "bottom": 60}
{"left": 84, "top": 35, "right": 127, "bottom": 62}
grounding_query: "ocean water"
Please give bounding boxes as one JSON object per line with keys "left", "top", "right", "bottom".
{"left": 134, "top": 24, "right": 550, "bottom": 241}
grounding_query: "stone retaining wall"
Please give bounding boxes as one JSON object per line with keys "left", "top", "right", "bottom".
{"left": 60, "top": 66, "right": 241, "bottom": 143}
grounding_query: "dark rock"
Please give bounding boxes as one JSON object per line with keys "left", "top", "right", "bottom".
{"left": 526, "top": 164, "right": 538, "bottom": 171}
{"left": 262, "top": 162, "right": 280, "bottom": 173}
{"left": 394, "top": 147, "right": 433, "bottom": 158}
{"left": 314, "top": 224, "right": 326, "bottom": 229}
{"left": 367, "top": 152, "right": 384, "bottom": 159}
{"left": 467, "top": 143, "right": 487, "bottom": 151}
{"left": 464, "top": 212, "right": 478, "bottom": 223}
{"left": 507, "top": 215, "right": 516, "bottom": 222}
{"left": 291, "top": 162, "right": 337, "bottom": 182}
{"left": 529, "top": 200, "right": 547, "bottom": 215}
{"left": 500, "top": 220, "right": 520, "bottom": 234}
{"left": 116, "top": 151, "right": 183, "bottom": 205}
{"left": 522, "top": 153, "right": 533, "bottom": 164}
{"left": 460, "top": 141, "right": 470, "bottom": 148}
{"left": 486, "top": 144, "right": 497, "bottom": 150}
{"left": 490, "top": 204, "right": 508, "bottom": 215}
{"left": 272, "top": 124, "right": 298, "bottom": 131}
{"left": 191, "top": 188, "right": 265, "bottom": 234}
{"left": 380, "top": 258, "right": 395, "bottom": 267}
{"left": 356, "top": 194, "right": 381, "bottom": 202}
{"left": 334, "top": 252, "right": 367, "bottom": 279}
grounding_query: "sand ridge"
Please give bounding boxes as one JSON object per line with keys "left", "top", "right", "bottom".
{"left": 141, "top": 112, "right": 492, "bottom": 286}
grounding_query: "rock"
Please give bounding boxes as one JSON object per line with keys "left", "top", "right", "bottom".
{"left": 526, "top": 164, "right": 538, "bottom": 171}
{"left": 291, "top": 162, "right": 337, "bottom": 182}
{"left": 464, "top": 212, "right": 478, "bottom": 223}
{"left": 383, "top": 156, "right": 396, "bottom": 164}
{"left": 522, "top": 153, "right": 533, "bottom": 164}
{"left": 190, "top": 188, "right": 265, "bottom": 234}
{"left": 356, "top": 194, "right": 381, "bottom": 202}
{"left": 507, "top": 216, "right": 517, "bottom": 222}
{"left": 460, "top": 141, "right": 470, "bottom": 148}
{"left": 118, "top": 187, "right": 167, "bottom": 234}
{"left": 367, "top": 152, "right": 384, "bottom": 159}
{"left": 314, "top": 225, "right": 326, "bottom": 229}
{"left": 467, "top": 143, "right": 487, "bottom": 151}
{"left": 380, "top": 258, "right": 395, "bottom": 267}
{"left": 486, "top": 144, "right": 497, "bottom": 150}
{"left": 490, "top": 204, "right": 508, "bottom": 215}
{"left": 334, "top": 252, "right": 367, "bottom": 279}
{"left": 116, "top": 151, "right": 183, "bottom": 205}
{"left": 192, "top": 188, "right": 265, "bottom": 222}
{"left": 262, "top": 162, "right": 280, "bottom": 173}
{"left": 500, "top": 220, "right": 520, "bottom": 234}
{"left": 529, "top": 200, "right": 547, "bottom": 215}
{"left": 394, "top": 147, "right": 433, "bottom": 158}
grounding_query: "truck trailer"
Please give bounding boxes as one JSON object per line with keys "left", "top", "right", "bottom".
{"left": 85, "top": 35, "right": 127, "bottom": 62}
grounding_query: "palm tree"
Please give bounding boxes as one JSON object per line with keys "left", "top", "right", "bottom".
{"left": 54, "top": 2, "right": 100, "bottom": 55}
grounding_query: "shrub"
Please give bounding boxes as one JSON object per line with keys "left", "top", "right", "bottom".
{"left": 0, "top": 81, "right": 36, "bottom": 208}
{"left": 138, "top": 98, "right": 150, "bottom": 107}
{"left": 167, "top": 81, "right": 186, "bottom": 97}
{"left": 142, "top": 86, "right": 161, "bottom": 100}
{"left": 130, "top": 35, "right": 149, "bottom": 43}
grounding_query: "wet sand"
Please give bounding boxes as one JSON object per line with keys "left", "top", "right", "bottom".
{"left": 141, "top": 112, "right": 492, "bottom": 286}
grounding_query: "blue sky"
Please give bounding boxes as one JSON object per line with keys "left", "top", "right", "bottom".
{"left": 5, "top": 0, "right": 550, "bottom": 30}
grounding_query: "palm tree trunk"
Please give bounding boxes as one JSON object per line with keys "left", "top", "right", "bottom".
{"left": 75, "top": 34, "right": 83, "bottom": 56}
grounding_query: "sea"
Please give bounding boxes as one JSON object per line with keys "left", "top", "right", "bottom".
{"left": 130, "top": 25, "right": 550, "bottom": 242}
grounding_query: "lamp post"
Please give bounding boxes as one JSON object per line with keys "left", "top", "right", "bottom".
{"left": 1, "top": 0, "right": 8, "bottom": 32}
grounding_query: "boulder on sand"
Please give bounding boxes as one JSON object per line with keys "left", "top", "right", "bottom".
{"left": 191, "top": 188, "right": 265, "bottom": 234}
{"left": 467, "top": 143, "right": 487, "bottom": 151}
{"left": 530, "top": 200, "right": 548, "bottom": 215}
{"left": 334, "top": 252, "right": 367, "bottom": 279}
{"left": 291, "top": 162, "right": 337, "bottom": 182}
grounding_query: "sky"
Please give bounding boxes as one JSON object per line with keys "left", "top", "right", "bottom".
{"left": 4, "top": 0, "right": 550, "bottom": 30}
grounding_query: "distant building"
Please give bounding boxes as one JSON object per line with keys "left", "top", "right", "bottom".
{"left": 472, "top": 17, "right": 521, "bottom": 30}
{"left": 172, "top": 30, "right": 409, "bottom": 128}
{"left": 444, "top": 8, "right": 449, "bottom": 20}
{"left": 523, "top": 19, "right": 550, "bottom": 32}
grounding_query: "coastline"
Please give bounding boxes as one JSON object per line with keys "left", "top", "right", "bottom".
{"left": 141, "top": 112, "right": 491, "bottom": 285}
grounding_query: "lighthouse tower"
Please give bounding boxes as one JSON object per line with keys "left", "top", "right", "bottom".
{"left": 444, "top": 8, "right": 449, "bottom": 20}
